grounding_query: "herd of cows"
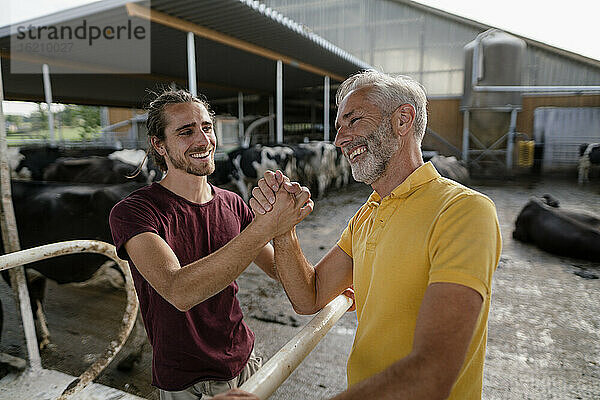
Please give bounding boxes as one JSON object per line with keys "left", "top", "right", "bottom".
{"left": 0, "top": 141, "right": 598, "bottom": 373}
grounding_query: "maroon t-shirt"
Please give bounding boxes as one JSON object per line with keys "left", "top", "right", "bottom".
{"left": 109, "top": 182, "right": 255, "bottom": 391}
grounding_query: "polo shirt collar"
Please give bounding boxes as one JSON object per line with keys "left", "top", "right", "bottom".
{"left": 366, "top": 162, "right": 440, "bottom": 207}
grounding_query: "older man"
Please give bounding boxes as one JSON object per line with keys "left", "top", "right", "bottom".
{"left": 240, "top": 71, "right": 501, "bottom": 399}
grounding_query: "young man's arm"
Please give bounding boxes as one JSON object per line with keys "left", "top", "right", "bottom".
{"left": 252, "top": 243, "right": 277, "bottom": 280}
{"left": 123, "top": 187, "right": 312, "bottom": 312}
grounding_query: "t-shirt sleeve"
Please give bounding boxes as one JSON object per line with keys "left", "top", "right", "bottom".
{"left": 238, "top": 196, "right": 254, "bottom": 230}
{"left": 109, "top": 197, "right": 160, "bottom": 261}
{"left": 427, "top": 194, "right": 502, "bottom": 299}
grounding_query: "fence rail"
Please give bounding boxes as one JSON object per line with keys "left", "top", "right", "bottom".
{"left": 0, "top": 240, "right": 138, "bottom": 399}
{"left": 240, "top": 294, "right": 353, "bottom": 399}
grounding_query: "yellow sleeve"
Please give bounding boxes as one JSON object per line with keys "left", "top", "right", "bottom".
{"left": 427, "top": 194, "right": 502, "bottom": 299}
{"left": 337, "top": 212, "right": 357, "bottom": 258}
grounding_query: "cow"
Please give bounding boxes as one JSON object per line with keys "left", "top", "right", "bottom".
{"left": 108, "top": 149, "right": 163, "bottom": 183}
{"left": 513, "top": 196, "right": 600, "bottom": 262}
{"left": 215, "top": 143, "right": 353, "bottom": 201}
{"left": 229, "top": 145, "right": 297, "bottom": 201}
{"left": 294, "top": 142, "right": 338, "bottom": 198}
{"left": 578, "top": 143, "right": 600, "bottom": 184}
{"left": 334, "top": 147, "right": 352, "bottom": 189}
{"left": 208, "top": 153, "right": 244, "bottom": 195}
{"left": 0, "top": 180, "right": 148, "bottom": 369}
{"left": 430, "top": 155, "right": 470, "bottom": 185}
{"left": 14, "top": 145, "right": 120, "bottom": 181}
{"left": 43, "top": 156, "right": 151, "bottom": 184}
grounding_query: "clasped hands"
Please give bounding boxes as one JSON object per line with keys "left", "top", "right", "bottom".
{"left": 250, "top": 170, "right": 313, "bottom": 238}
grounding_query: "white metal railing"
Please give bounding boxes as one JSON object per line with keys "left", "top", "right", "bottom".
{"left": 0, "top": 240, "right": 139, "bottom": 400}
{"left": 240, "top": 294, "right": 353, "bottom": 399}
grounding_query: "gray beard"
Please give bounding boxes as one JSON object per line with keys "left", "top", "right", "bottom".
{"left": 348, "top": 119, "right": 398, "bottom": 185}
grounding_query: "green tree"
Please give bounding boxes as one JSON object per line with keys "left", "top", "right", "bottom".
{"left": 58, "top": 105, "right": 76, "bottom": 126}
{"left": 30, "top": 104, "right": 49, "bottom": 132}
{"left": 73, "top": 105, "right": 101, "bottom": 140}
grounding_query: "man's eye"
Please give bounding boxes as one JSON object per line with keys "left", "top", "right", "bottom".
{"left": 350, "top": 117, "right": 361, "bottom": 125}
{"left": 179, "top": 130, "right": 192, "bottom": 135}
{"left": 203, "top": 125, "right": 213, "bottom": 133}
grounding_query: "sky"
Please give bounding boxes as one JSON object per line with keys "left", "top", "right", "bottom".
{"left": 2, "top": 0, "right": 599, "bottom": 115}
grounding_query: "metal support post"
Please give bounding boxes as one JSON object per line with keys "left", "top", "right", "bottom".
{"left": 462, "top": 109, "right": 470, "bottom": 163}
{"left": 238, "top": 92, "right": 244, "bottom": 143}
{"left": 276, "top": 60, "right": 283, "bottom": 144}
{"left": 0, "top": 57, "right": 42, "bottom": 371}
{"left": 506, "top": 108, "right": 518, "bottom": 171}
{"left": 324, "top": 75, "right": 330, "bottom": 142}
{"left": 187, "top": 32, "right": 197, "bottom": 97}
{"left": 268, "top": 96, "right": 274, "bottom": 143}
{"left": 130, "top": 109, "right": 138, "bottom": 147}
{"left": 42, "top": 64, "right": 55, "bottom": 144}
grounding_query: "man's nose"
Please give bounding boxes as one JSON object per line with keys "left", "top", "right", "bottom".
{"left": 195, "top": 130, "right": 212, "bottom": 146}
{"left": 334, "top": 126, "right": 349, "bottom": 148}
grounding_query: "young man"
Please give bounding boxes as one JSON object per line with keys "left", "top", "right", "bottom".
{"left": 239, "top": 71, "right": 502, "bottom": 399}
{"left": 109, "top": 90, "right": 312, "bottom": 400}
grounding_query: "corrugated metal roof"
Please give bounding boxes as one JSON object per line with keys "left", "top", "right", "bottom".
{"left": 0, "top": 0, "right": 371, "bottom": 107}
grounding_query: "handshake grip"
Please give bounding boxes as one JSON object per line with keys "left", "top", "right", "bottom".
{"left": 249, "top": 170, "right": 311, "bottom": 215}
{"left": 249, "top": 170, "right": 314, "bottom": 238}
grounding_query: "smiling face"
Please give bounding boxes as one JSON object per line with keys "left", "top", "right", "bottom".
{"left": 154, "top": 102, "right": 216, "bottom": 177}
{"left": 334, "top": 87, "right": 399, "bottom": 185}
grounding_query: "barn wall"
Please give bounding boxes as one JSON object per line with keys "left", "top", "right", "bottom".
{"left": 423, "top": 95, "right": 600, "bottom": 157}
{"left": 423, "top": 97, "right": 463, "bottom": 154}
{"left": 517, "top": 94, "right": 600, "bottom": 138}
{"left": 107, "top": 107, "right": 143, "bottom": 134}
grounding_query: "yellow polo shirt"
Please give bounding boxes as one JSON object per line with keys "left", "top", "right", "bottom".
{"left": 337, "top": 162, "right": 501, "bottom": 399}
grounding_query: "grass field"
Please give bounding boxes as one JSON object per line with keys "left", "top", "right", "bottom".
{"left": 7, "top": 126, "right": 101, "bottom": 145}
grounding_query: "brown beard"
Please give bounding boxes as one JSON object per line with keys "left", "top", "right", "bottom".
{"left": 165, "top": 145, "right": 216, "bottom": 176}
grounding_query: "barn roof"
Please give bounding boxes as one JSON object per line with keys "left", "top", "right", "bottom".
{"left": 0, "top": 0, "right": 371, "bottom": 107}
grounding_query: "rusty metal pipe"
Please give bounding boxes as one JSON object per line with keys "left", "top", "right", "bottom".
{"left": 0, "top": 240, "right": 138, "bottom": 399}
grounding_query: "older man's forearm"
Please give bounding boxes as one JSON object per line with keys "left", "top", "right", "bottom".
{"left": 273, "top": 228, "right": 320, "bottom": 314}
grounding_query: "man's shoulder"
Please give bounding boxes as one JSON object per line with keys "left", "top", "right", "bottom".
{"left": 429, "top": 177, "right": 495, "bottom": 210}
{"left": 111, "top": 183, "right": 159, "bottom": 215}
{"left": 213, "top": 185, "right": 246, "bottom": 207}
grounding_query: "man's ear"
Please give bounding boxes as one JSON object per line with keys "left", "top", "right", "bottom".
{"left": 391, "top": 104, "right": 416, "bottom": 137}
{"left": 151, "top": 136, "right": 166, "bottom": 156}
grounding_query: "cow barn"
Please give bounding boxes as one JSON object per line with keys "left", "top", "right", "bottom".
{"left": 1, "top": 0, "right": 600, "bottom": 399}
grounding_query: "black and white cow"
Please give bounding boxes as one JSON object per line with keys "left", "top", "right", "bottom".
{"left": 11, "top": 145, "right": 161, "bottom": 184}
{"left": 294, "top": 142, "right": 338, "bottom": 198}
{"left": 513, "top": 196, "right": 600, "bottom": 262}
{"left": 228, "top": 145, "right": 297, "bottom": 201}
{"left": 13, "top": 145, "right": 120, "bottom": 181}
{"left": 43, "top": 156, "right": 151, "bottom": 184}
{"left": 578, "top": 143, "right": 600, "bottom": 184}
{"left": 214, "top": 143, "right": 352, "bottom": 201}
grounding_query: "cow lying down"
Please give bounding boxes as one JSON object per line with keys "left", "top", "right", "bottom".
{"left": 513, "top": 196, "right": 600, "bottom": 262}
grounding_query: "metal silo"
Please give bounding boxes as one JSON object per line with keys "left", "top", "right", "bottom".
{"left": 461, "top": 29, "right": 526, "bottom": 170}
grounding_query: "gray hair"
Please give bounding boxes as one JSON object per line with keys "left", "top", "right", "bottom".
{"left": 336, "top": 70, "right": 428, "bottom": 142}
